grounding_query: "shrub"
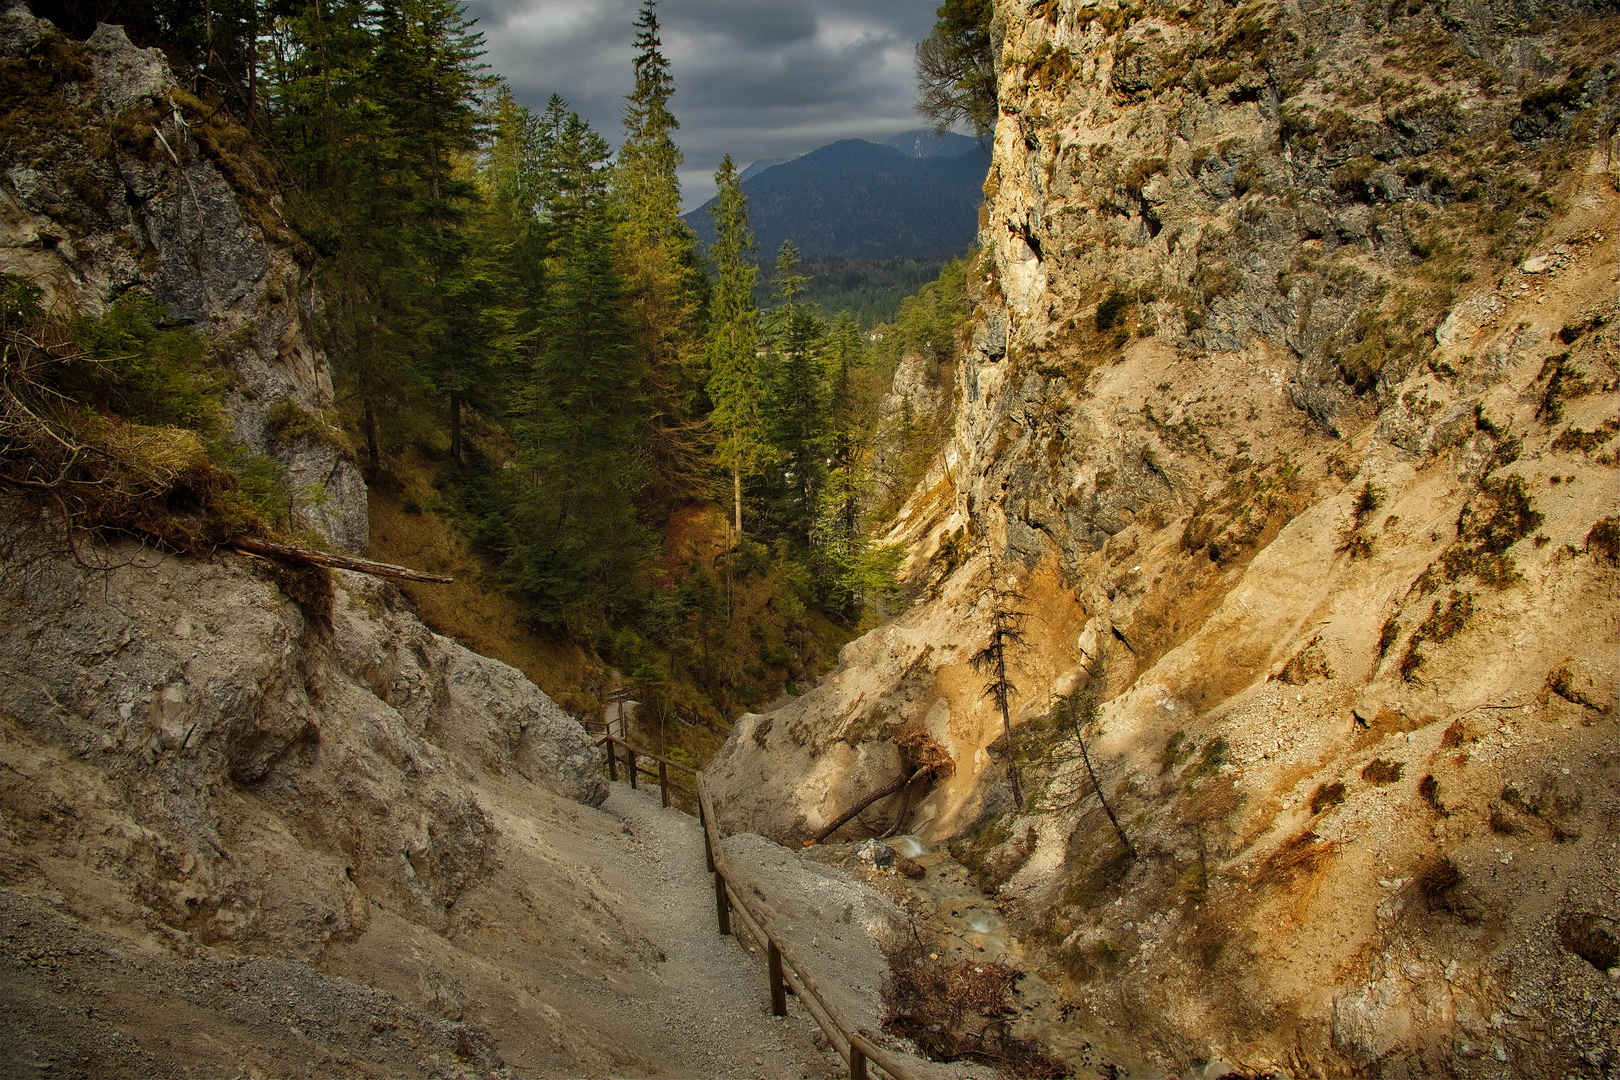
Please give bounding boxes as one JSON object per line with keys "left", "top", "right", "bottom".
{"left": 1361, "top": 758, "right": 1403, "bottom": 785}
{"left": 1309, "top": 781, "right": 1347, "bottom": 814}
{"left": 1587, "top": 516, "right": 1620, "bottom": 566}
{"left": 1095, "top": 288, "right": 1131, "bottom": 332}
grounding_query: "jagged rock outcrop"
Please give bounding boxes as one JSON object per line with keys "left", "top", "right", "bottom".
{"left": 711, "top": 0, "right": 1619, "bottom": 1073}
{"left": 0, "top": 3, "right": 366, "bottom": 550}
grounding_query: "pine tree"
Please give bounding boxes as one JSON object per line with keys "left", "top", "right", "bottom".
{"left": 915, "top": 0, "right": 998, "bottom": 139}
{"left": 507, "top": 102, "right": 654, "bottom": 627}
{"left": 971, "top": 570, "right": 1029, "bottom": 807}
{"left": 616, "top": 0, "right": 683, "bottom": 246}
{"left": 374, "top": 0, "right": 493, "bottom": 463}
{"left": 761, "top": 241, "right": 828, "bottom": 548}
{"left": 704, "top": 155, "right": 763, "bottom": 547}
{"left": 614, "top": 0, "right": 706, "bottom": 507}
{"left": 266, "top": 0, "right": 420, "bottom": 480}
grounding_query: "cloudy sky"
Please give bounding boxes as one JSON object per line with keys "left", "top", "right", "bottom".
{"left": 462, "top": 0, "right": 944, "bottom": 208}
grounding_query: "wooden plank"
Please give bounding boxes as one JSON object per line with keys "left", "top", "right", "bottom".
{"left": 713, "top": 868, "right": 730, "bottom": 936}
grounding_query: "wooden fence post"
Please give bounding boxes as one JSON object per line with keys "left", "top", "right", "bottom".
{"left": 605, "top": 739, "right": 618, "bottom": 782}
{"left": 627, "top": 748, "right": 638, "bottom": 790}
{"left": 767, "top": 941, "right": 787, "bottom": 1016}
{"left": 659, "top": 760, "right": 670, "bottom": 807}
{"left": 849, "top": 1042, "right": 868, "bottom": 1080}
{"left": 714, "top": 870, "right": 731, "bottom": 936}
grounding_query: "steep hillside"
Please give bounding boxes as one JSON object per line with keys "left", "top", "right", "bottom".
{"left": 710, "top": 0, "right": 1620, "bottom": 1074}
{"left": 0, "top": 8, "right": 366, "bottom": 551}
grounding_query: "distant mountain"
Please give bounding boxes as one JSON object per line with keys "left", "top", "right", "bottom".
{"left": 882, "top": 128, "right": 982, "bottom": 159}
{"left": 685, "top": 135, "right": 988, "bottom": 260}
{"left": 738, "top": 156, "right": 792, "bottom": 183}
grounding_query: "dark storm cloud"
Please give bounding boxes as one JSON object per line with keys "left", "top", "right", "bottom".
{"left": 461, "top": 0, "right": 941, "bottom": 207}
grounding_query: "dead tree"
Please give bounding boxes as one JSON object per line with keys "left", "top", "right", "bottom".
{"left": 970, "top": 571, "right": 1028, "bottom": 807}
{"left": 1051, "top": 689, "right": 1135, "bottom": 858}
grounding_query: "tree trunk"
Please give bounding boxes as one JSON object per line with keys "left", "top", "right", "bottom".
{"left": 1075, "top": 721, "right": 1133, "bottom": 857}
{"left": 363, "top": 398, "right": 380, "bottom": 481}
{"left": 1001, "top": 697, "right": 1023, "bottom": 808}
{"left": 230, "top": 535, "right": 453, "bottom": 583}
{"left": 449, "top": 391, "right": 462, "bottom": 463}
{"left": 808, "top": 767, "right": 930, "bottom": 846}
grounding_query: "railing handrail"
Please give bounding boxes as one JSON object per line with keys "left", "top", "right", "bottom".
{"left": 594, "top": 734, "right": 698, "bottom": 775}
{"left": 697, "top": 774, "right": 919, "bottom": 1080}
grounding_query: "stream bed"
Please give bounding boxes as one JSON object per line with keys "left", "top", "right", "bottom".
{"left": 808, "top": 835, "right": 1161, "bottom": 1080}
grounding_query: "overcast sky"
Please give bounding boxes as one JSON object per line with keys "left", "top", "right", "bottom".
{"left": 462, "top": 0, "right": 944, "bottom": 209}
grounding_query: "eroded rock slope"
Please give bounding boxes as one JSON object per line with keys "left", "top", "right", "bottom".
{"left": 710, "top": 0, "right": 1620, "bottom": 1074}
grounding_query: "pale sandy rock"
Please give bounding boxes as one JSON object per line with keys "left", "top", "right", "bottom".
{"left": 712, "top": 0, "right": 1620, "bottom": 1073}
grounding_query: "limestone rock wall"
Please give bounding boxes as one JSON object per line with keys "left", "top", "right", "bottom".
{"left": 0, "top": 541, "right": 604, "bottom": 958}
{"left": 0, "top": 4, "right": 366, "bottom": 550}
{"left": 710, "top": 0, "right": 1619, "bottom": 1072}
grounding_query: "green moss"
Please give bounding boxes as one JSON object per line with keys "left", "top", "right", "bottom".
{"left": 1182, "top": 736, "right": 1229, "bottom": 783}
{"left": 266, "top": 399, "right": 354, "bottom": 458}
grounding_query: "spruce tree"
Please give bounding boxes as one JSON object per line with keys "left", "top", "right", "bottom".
{"left": 615, "top": 0, "right": 706, "bottom": 507}
{"left": 509, "top": 103, "right": 654, "bottom": 626}
{"left": 616, "top": 0, "right": 683, "bottom": 246}
{"left": 704, "top": 155, "right": 763, "bottom": 547}
{"left": 761, "top": 241, "right": 828, "bottom": 548}
{"left": 374, "top": 0, "right": 493, "bottom": 462}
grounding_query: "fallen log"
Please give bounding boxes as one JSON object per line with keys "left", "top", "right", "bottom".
{"left": 229, "top": 535, "right": 453, "bottom": 584}
{"left": 805, "top": 766, "right": 931, "bottom": 846}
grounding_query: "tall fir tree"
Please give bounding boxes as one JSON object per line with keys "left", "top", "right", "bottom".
{"left": 508, "top": 103, "right": 654, "bottom": 627}
{"left": 374, "top": 0, "right": 493, "bottom": 462}
{"left": 615, "top": 0, "right": 706, "bottom": 508}
{"left": 761, "top": 240, "right": 828, "bottom": 548}
{"left": 616, "top": 0, "right": 683, "bottom": 246}
{"left": 704, "top": 155, "right": 763, "bottom": 547}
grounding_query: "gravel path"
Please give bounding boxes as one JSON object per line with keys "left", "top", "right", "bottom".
{"left": 1, "top": 777, "right": 926, "bottom": 1079}
{"left": 578, "top": 782, "right": 847, "bottom": 1079}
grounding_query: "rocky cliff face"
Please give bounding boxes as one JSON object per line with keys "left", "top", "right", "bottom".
{"left": 0, "top": 540, "right": 606, "bottom": 956}
{"left": 0, "top": 3, "right": 366, "bottom": 550}
{"left": 710, "top": 0, "right": 1619, "bottom": 1073}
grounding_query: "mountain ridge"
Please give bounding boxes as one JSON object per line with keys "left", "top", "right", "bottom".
{"left": 685, "top": 133, "right": 988, "bottom": 260}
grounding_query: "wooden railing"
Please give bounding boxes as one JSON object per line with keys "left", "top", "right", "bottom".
{"left": 696, "top": 774, "right": 919, "bottom": 1080}
{"left": 596, "top": 734, "right": 693, "bottom": 809}
{"left": 593, "top": 736, "right": 920, "bottom": 1078}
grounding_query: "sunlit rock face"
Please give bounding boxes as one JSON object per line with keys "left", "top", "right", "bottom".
{"left": 710, "top": 0, "right": 1619, "bottom": 1072}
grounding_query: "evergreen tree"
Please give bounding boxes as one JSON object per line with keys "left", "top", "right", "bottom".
{"left": 704, "top": 155, "right": 763, "bottom": 547}
{"left": 615, "top": 0, "right": 706, "bottom": 507}
{"left": 508, "top": 103, "right": 654, "bottom": 627}
{"left": 761, "top": 241, "right": 828, "bottom": 548}
{"left": 374, "top": 0, "right": 493, "bottom": 462}
{"left": 265, "top": 0, "right": 422, "bottom": 480}
{"left": 915, "top": 0, "right": 997, "bottom": 139}
{"left": 616, "top": 0, "right": 683, "bottom": 246}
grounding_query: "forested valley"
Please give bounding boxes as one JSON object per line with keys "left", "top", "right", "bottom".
{"left": 6, "top": 0, "right": 977, "bottom": 752}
